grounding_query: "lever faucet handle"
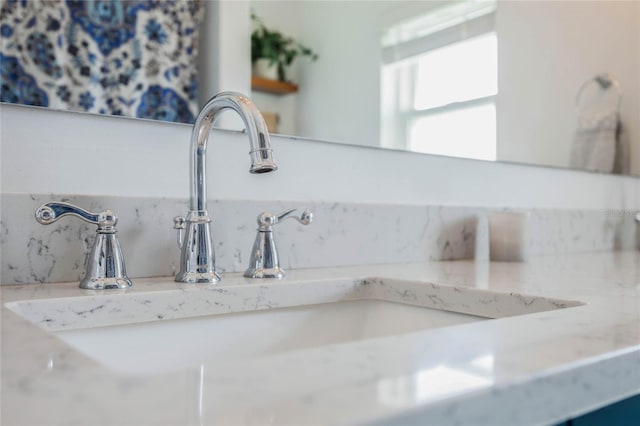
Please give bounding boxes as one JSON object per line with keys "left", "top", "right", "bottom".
{"left": 35, "top": 202, "right": 117, "bottom": 230}
{"left": 34, "top": 202, "right": 132, "bottom": 290}
{"left": 257, "top": 208, "right": 313, "bottom": 230}
{"left": 245, "top": 208, "right": 313, "bottom": 279}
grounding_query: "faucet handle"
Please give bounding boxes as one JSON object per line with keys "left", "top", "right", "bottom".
{"left": 245, "top": 208, "right": 313, "bottom": 279}
{"left": 35, "top": 202, "right": 132, "bottom": 290}
{"left": 35, "top": 202, "right": 117, "bottom": 231}
{"left": 257, "top": 208, "right": 313, "bottom": 231}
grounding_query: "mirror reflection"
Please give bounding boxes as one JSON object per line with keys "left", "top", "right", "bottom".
{"left": 1, "top": 1, "right": 638, "bottom": 176}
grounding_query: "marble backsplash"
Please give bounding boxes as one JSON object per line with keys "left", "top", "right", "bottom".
{"left": 1, "top": 193, "right": 637, "bottom": 285}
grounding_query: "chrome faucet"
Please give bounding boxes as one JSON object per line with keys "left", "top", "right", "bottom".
{"left": 174, "top": 92, "right": 277, "bottom": 283}
{"left": 35, "top": 202, "right": 132, "bottom": 290}
{"left": 244, "top": 208, "right": 313, "bottom": 279}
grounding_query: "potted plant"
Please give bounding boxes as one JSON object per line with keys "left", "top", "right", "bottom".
{"left": 251, "top": 13, "right": 318, "bottom": 82}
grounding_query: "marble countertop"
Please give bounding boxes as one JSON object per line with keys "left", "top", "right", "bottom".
{"left": 2, "top": 252, "right": 639, "bottom": 425}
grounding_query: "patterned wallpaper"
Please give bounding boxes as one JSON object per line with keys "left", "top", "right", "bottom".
{"left": 0, "top": 0, "right": 203, "bottom": 123}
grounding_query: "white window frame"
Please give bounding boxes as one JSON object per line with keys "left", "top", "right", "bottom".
{"left": 381, "top": 9, "right": 497, "bottom": 157}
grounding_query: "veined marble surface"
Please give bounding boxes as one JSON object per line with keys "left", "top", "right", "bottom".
{"left": 1, "top": 194, "right": 637, "bottom": 285}
{"left": 1, "top": 252, "right": 639, "bottom": 425}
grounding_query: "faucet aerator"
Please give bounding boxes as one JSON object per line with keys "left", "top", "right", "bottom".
{"left": 251, "top": 164, "right": 278, "bottom": 174}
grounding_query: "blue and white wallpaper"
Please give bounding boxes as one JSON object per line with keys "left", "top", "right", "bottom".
{"left": 0, "top": 0, "right": 202, "bottom": 123}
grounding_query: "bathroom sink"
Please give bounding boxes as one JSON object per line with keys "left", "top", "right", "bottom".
{"left": 6, "top": 277, "right": 582, "bottom": 375}
{"left": 55, "top": 299, "right": 483, "bottom": 375}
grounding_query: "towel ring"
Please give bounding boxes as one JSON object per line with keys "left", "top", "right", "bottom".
{"left": 576, "top": 73, "right": 622, "bottom": 112}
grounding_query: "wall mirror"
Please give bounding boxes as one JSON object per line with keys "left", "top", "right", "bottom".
{"left": 1, "top": 0, "right": 638, "bottom": 176}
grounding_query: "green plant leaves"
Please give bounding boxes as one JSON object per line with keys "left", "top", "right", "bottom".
{"left": 251, "top": 13, "right": 318, "bottom": 82}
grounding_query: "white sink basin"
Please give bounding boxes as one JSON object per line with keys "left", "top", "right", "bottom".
{"left": 56, "top": 299, "right": 483, "bottom": 374}
{"left": 6, "top": 277, "right": 582, "bottom": 375}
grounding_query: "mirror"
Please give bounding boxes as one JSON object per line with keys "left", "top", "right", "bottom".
{"left": 1, "top": 0, "right": 638, "bottom": 176}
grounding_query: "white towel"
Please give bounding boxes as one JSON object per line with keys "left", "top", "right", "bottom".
{"left": 569, "top": 107, "right": 619, "bottom": 173}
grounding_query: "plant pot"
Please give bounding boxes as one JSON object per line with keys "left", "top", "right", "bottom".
{"left": 253, "top": 59, "right": 279, "bottom": 81}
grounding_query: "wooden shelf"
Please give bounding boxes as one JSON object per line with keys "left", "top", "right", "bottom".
{"left": 251, "top": 76, "right": 298, "bottom": 95}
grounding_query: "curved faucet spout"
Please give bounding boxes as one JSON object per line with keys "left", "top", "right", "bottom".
{"left": 190, "top": 92, "right": 277, "bottom": 211}
{"left": 176, "top": 92, "right": 277, "bottom": 283}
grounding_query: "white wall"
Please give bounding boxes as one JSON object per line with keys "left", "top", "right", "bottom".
{"left": 250, "top": 0, "right": 303, "bottom": 136}
{"left": 198, "top": 0, "right": 251, "bottom": 130}
{"left": 294, "top": 1, "right": 384, "bottom": 147}
{"left": 1, "top": 103, "right": 638, "bottom": 211}
{"left": 497, "top": 0, "right": 640, "bottom": 174}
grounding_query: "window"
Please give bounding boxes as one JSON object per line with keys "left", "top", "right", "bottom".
{"left": 381, "top": 2, "right": 497, "bottom": 161}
